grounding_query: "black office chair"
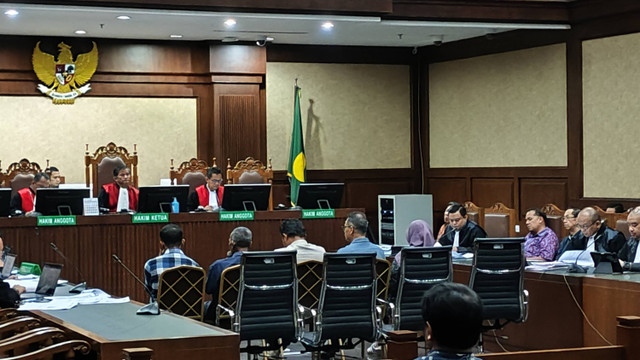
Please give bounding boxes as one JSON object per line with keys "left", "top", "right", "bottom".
{"left": 386, "top": 246, "right": 453, "bottom": 331}
{"left": 226, "top": 251, "right": 302, "bottom": 358}
{"left": 469, "top": 238, "right": 528, "bottom": 331}
{"left": 301, "top": 253, "right": 380, "bottom": 358}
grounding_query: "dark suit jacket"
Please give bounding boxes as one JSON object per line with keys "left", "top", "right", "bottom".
{"left": 555, "top": 231, "right": 585, "bottom": 260}
{"left": 0, "top": 281, "right": 19, "bottom": 308}
{"left": 618, "top": 237, "right": 640, "bottom": 271}
{"left": 439, "top": 220, "right": 487, "bottom": 252}
{"left": 564, "top": 224, "right": 625, "bottom": 254}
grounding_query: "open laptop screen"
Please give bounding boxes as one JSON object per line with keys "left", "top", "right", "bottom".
{"left": 35, "top": 263, "right": 63, "bottom": 296}
{"left": 1, "top": 254, "right": 16, "bottom": 279}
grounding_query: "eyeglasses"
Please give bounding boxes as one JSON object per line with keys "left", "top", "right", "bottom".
{"left": 561, "top": 216, "right": 575, "bottom": 221}
{"left": 577, "top": 221, "right": 596, "bottom": 230}
{"left": 209, "top": 179, "right": 224, "bottom": 183}
{"left": 341, "top": 225, "right": 353, "bottom": 231}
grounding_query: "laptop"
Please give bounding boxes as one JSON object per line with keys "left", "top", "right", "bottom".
{"left": 21, "top": 263, "right": 63, "bottom": 300}
{"left": 1, "top": 254, "right": 16, "bottom": 279}
{"left": 590, "top": 252, "right": 623, "bottom": 273}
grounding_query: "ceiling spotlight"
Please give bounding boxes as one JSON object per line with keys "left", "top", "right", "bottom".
{"left": 321, "top": 22, "right": 334, "bottom": 31}
{"left": 170, "top": 34, "right": 183, "bottom": 38}
{"left": 222, "top": 37, "right": 239, "bottom": 43}
{"left": 4, "top": 9, "right": 19, "bottom": 17}
{"left": 224, "top": 19, "right": 236, "bottom": 28}
{"left": 256, "top": 35, "right": 274, "bottom": 47}
{"left": 74, "top": 30, "right": 87, "bottom": 35}
{"left": 266, "top": 36, "right": 275, "bottom": 42}
{"left": 116, "top": 15, "right": 131, "bottom": 20}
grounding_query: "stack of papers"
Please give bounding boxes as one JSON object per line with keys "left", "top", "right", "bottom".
{"left": 18, "top": 289, "right": 129, "bottom": 311}
{"left": 525, "top": 261, "right": 570, "bottom": 271}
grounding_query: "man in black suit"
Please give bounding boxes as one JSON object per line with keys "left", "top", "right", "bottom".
{"left": 438, "top": 204, "right": 487, "bottom": 252}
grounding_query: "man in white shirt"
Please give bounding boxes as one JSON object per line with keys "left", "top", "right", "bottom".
{"left": 275, "top": 219, "right": 325, "bottom": 263}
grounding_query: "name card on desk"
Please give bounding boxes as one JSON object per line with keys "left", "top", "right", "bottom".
{"left": 302, "top": 209, "right": 335, "bottom": 219}
{"left": 132, "top": 213, "right": 169, "bottom": 224}
{"left": 37, "top": 215, "right": 77, "bottom": 226}
{"left": 219, "top": 211, "right": 255, "bottom": 221}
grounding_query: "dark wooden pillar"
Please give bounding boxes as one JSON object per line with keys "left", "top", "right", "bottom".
{"left": 209, "top": 45, "right": 266, "bottom": 164}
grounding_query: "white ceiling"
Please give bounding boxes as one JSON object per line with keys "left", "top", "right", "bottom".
{"left": 0, "top": 3, "right": 571, "bottom": 47}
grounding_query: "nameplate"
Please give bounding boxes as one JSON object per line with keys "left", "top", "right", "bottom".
{"left": 302, "top": 209, "right": 335, "bottom": 219}
{"left": 132, "top": 213, "right": 169, "bottom": 224}
{"left": 37, "top": 215, "right": 77, "bottom": 226}
{"left": 219, "top": 211, "right": 255, "bottom": 221}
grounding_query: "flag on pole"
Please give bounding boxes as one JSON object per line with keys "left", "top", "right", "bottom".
{"left": 287, "top": 84, "right": 306, "bottom": 205}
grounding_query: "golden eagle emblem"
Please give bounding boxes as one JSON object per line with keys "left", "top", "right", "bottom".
{"left": 32, "top": 41, "right": 98, "bottom": 104}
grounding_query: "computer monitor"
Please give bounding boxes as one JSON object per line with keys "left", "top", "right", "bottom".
{"left": 1, "top": 254, "right": 16, "bottom": 279}
{"left": 137, "top": 185, "right": 189, "bottom": 213}
{"left": 0, "top": 189, "right": 10, "bottom": 217}
{"left": 221, "top": 184, "right": 271, "bottom": 211}
{"left": 296, "top": 183, "right": 344, "bottom": 209}
{"left": 35, "top": 188, "right": 90, "bottom": 216}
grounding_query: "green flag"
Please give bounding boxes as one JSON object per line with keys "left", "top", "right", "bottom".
{"left": 287, "top": 85, "right": 306, "bottom": 205}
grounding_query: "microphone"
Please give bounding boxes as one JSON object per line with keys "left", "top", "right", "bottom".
{"left": 50, "top": 243, "right": 86, "bottom": 293}
{"left": 568, "top": 238, "right": 593, "bottom": 273}
{"left": 111, "top": 254, "right": 159, "bottom": 315}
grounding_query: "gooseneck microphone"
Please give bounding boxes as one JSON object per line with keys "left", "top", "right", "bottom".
{"left": 50, "top": 243, "right": 87, "bottom": 293}
{"left": 111, "top": 254, "right": 159, "bottom": 315}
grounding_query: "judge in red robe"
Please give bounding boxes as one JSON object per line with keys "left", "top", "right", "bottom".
{"left": 98, "top": 165, "right": 139, "bottom": 212}
{"left": 187, "top": 167, "right": 224, "bottom": 211}
{"left": 9, "top": 172, "right": 50, "bottom": 215}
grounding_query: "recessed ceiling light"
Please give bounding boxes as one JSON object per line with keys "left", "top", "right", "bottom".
{"left": 266, "top": 36, "right": 275, "bottom": 42}
{"left": 4, "top": 9, "right": 19, "bottom": 17}
{"left": 170, "top": 34, "right": 183, "bottom": 38}
{"left": 75, "top": 30, "right": 87, "bottom": 35}
{"left": 224, "top": 19, "right": 236, "bottom": 28}
{"left": 116, "top": 15, "right": 131, "bottom": 20}
{"left": 321, "top": 22, "right": 334, "bottom": 31}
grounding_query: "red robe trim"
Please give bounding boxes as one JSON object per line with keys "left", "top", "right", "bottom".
{"left": 103, "top": 182, "right": 139, "bottom": 212}
{"left": 195, "top": 184, "right": 224, "bottom": 207}
{"left": 18, "top": 187, "right": 35, "bottom": 212}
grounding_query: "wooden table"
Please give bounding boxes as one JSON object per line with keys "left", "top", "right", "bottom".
{"left": 0, "top": 209, "right": 360, "bottom": 301}
{"left": 32, "top": 302, "right": 239, "bottom": 360}
{"left": 454, "top": 263, "right": 640, "bottom": 351}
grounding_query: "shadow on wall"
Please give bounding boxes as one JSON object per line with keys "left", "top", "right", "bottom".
{"left": 305, "top": 98, "right": 324, "bottom": 168}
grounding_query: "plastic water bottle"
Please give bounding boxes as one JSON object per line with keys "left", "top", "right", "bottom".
{"left": 171, "top": 197, "right": 180, "bottom": 213}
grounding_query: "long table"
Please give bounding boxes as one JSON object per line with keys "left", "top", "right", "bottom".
{"left": 454, "top": 263, "right": 640, "bottom": 351}
{"left": 0, "top": 209, "right": 359, "bottom": 301}
{"left": 32, "top": 302, "right": 239, "bottom": 360}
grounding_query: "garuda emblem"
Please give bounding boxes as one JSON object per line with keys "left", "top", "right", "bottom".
{"left": 32, "top": 41, "right": 98, "bottom": 104}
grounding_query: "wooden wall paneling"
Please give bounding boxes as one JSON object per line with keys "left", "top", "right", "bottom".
{"left": 392, "top": 1, "right": 569, "bottom": 22}
{"left": 520, "top": 179, "right": 569, "bottom": 216}
{"left": 426, "top": 177, "right": 467, "bottom": 230}
{"left": 471, "top": 178, "right": 515, "bottom": 208}
{"left": 212, "top": 83, "right": 264, "bottom": 162}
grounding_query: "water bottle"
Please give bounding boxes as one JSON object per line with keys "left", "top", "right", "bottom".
{"left": 171, "top": 197, "right": 180, "bottom": 213}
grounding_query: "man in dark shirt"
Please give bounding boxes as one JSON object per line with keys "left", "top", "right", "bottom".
{"left": 203, "top": 226, "right": 252, "bottom": 321}
{"left": 439, "top": 204, "right": 487, "bottom": 252}
{"left": 618, "top": 207, "right": 640, "bottom": 271}
{"left": 572, "top": 207, "right": 625, "bottom": 254}
{"left": 556, "top": 207, "right": 584, "bottom": 260}
{"left": 414, "top": 283, "right": 483, "bottom": 360}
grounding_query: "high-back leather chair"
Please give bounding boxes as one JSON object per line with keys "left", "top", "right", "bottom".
{"left": 484, "top": 203, "right": 517, "bottom": 237}
{"left": 614, "top": 212, "right": 631, "bottom": 239}
{"left": 2, "top": 159, "right": 42, "bottom": 197}
{"left": 85, "top": 142, "right": 138, "bottom": 197}
{"left": 541, "top": 203, "right": 566, "bottom": 239}
{"left": 169, "top": 158, "right": 216, "bottom": 194}
{"left": 226, "top": 157, "right": 274, "bottom": 210}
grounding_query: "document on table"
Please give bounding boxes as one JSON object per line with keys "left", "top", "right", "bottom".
{"left": 525, "top": 261, "right": 570, "bottom": 271}
{"left": 18, "top": 289, "right": 130, "bottom": 311}
{"left": 558, "top": 250, "right": 595, "bottom": 267}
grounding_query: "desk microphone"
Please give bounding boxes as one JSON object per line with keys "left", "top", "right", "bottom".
{"left": 111, "top": 254, "right": 159, "bottom": 315}
{"left": 568, "top": 239, "right": 593, "bottom": 274}
{"left": 50, "top": 243, "right": 86, "bottom": 293}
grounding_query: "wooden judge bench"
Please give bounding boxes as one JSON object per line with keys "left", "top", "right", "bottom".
{"left": 0, "top": 209, "right": 358, "bottom": 302}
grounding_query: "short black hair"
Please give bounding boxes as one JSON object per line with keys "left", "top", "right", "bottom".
{"left": 207, "top": 167, "right": 222, "bottom": 179}
{"left": 526, "top": 208, "right": 548, "bottom": 227}
{"left": 280, "top": 219, "right": 306, "bottom": 238}
{"left": 159, "top": 223, "right": 183, "bottom": 247}
{"left": 346, "top": 211, "right": 369, "bottom": 235}
{"left": 607, "top": 203, "right": 625, "bottom": 213}
{"left": 46, "top": 166, "right": 59, "bottom": 174}
{"left": 422, "top": 283, "right": 483, "bottom": 350}
{"left": 570, "top": 208, "right": 581, "bottom": 218}
{"left": 448, "top": 204, "right": 466, "bottom": 217}
{"left": 33, "top": 172, "right": 50, "bottom": 182}
{"left": 113, "top": 165, "right": 129, "bottom": 177}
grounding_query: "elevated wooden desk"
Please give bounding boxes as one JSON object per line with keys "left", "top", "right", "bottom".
{"left": 454, "top": 263, "right": 640, "bottom": 351}
{"left": 32, "top": 302, "right": 239, "bottom": 360}
{"left": 0, "top": 209, "right": 360, "bottom": 301}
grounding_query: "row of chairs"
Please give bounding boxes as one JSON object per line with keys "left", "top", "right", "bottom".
{"left": 0, "top": 309, "right": 91, "bottom": 359}
{"left": 163, "top": 239, "right": 528, "bottom": 358}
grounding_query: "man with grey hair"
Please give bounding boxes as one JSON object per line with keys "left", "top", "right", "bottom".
{"left": 618, "top": 207, "right": 640, "bottom": 271}
{"left": 204, "top": 226, "right": 253, "bottom": 321}
{"left": 573, "top": 207, "right": 625, "bottom": 254}
{"left": 337, "top": 211, "right": 385, "bottom": 259}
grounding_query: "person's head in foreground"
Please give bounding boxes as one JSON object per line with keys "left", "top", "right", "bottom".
{"left": 421, "top": 282, "right": 483, "bottom": 354}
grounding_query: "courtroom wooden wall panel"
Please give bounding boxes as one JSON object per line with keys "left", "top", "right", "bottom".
{"left": 98, "top": 42, "right": 210, "bottom": 74}
{"left": 392, "top": 1, "right": 568, "bottom": 22}
{"left": 519, "top": 179, "right": 569, "bottom": 216}
{"left": 471, "top": 178, "right": 515, "bottom": 208}
{"left": 209, "top": 45, "right": 266, "bottom": 74}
